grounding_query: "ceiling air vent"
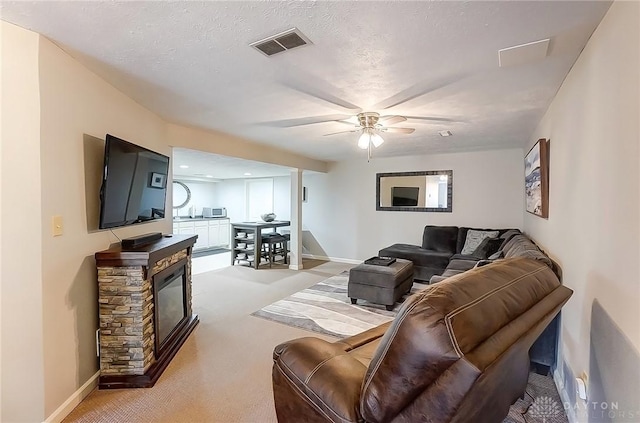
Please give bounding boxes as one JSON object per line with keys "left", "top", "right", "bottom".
{"left": 250, "top": 28, "right": 312, "bottom": 57}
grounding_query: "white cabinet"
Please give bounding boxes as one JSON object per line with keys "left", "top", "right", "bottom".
{"left": 208, "top": 220, "right": 220, "bottom": 247}
{"left": 173, "top": 218, "right": 230, "bottom": 249}
{"left": 194, "top": 221, "right": 209, "bottom": 250}
{"left": 219, "top": 220, "right": 230, "bottom": 247}
{"left": 178, "top": 222, "right": 195, "bottom": 234}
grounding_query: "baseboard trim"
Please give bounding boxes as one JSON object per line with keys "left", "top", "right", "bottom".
{"left": 44, "top": 371, "right": 99, "bottom": 423}
{"left": 302, "top": 253, "right": 361, "bottom": 265}
{"left": 553, "top": 368, "right": 577, "bottom": 423}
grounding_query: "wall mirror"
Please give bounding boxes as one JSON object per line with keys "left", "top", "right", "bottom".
{"left": 172, "top": 181, "right": 191, "bottom": 209}
{"left": 376, "top": 170, "right": 453, "bottom": 212}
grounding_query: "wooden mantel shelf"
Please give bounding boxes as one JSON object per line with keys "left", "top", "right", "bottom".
{"left": 95, "top": 234, "right": 198, "bottom": 267}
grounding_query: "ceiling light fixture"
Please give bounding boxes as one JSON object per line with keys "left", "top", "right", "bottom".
{"left": 179, "top": 165, "right": 189, "bottom": 169}
{"left": 206, "top": 175, "right": 214, "bottom": 178}
{"left": 356, "top": 112, "right": 385, "bottom": 161}
{"left": 439, "top": 130, "right": 452, "bottom": 137}
{"left": 244, "top": 172, "right": 252, "bottom": 176}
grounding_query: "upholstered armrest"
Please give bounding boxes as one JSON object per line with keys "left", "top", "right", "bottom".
{"left": 273, "top": 337, "right": 368, "bottom": 422}
{"left": 334, "top": 322, "right": 391, "bottom": 352}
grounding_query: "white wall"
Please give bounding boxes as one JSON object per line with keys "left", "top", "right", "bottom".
{"left": 0, "top": 21, "right": 45, "bottom": 423}
{"left": 273, "top": 176, "right": 291, "bottom": 221}
{"left": 173, "top": 180, "right": 218, "bottom": 217}
{"left": 217, "top": 176, "right": 291, "bottom": 224}
{"left": 302, "top": 149, "right": 524, "bottom": 261}
{"left": 523, "top": 1, "right": 639, "bottom": 416}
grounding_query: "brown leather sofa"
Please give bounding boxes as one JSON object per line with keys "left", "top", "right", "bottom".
{"left": 272, "top": 257, "right": 572, "bottom": 423}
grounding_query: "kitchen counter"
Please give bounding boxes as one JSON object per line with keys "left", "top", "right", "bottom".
{"left": 173, "top": 216, "right": 229, "bottom": 222}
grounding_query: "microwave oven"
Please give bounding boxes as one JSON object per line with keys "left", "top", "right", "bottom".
{"left": 203, "top": 207, "right": 226, "bottom": 218}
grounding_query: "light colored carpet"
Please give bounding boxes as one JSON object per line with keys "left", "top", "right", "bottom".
{"left": 63, "top": 259, "right": 347, "bottom": 423}
{"left": 63, "top": 260, "right": 567, "bottom": 423}
{"left": 252, "top": 271, "right": 429, "bottom": 337}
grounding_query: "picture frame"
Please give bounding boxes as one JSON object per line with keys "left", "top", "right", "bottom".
{"left": 150, "top": 172, "right": 166, "bottom": 189}
{"left": 524, "top": 138, "right": 549, "bottom": 218}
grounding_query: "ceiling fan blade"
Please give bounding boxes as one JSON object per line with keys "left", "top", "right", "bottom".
{"left": 380, "top": 127, "right": 415, "bottom": 134}
{"left": 378, "top": 115, "right": 407, "bottom": 125}
{"left": 259, "top": 114, "right": 353, "bottom": 128}
{"left": 279, "top": 72, "right": 362, "bottom": 112}
{"left": 323, "top": 128, "right": 361, "bottom": 136}
{"left": 371, "top": 73, "right": 467, "bottom": 110}
{"left": 405, "top": 116, "right": 464, "bottom": 123}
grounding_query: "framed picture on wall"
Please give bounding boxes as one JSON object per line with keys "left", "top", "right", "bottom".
{"left": 524, "top": 138, "right": 549, "bottom": 218}
{"left": 150, "top": 172, "right": 166, "bottom": 189}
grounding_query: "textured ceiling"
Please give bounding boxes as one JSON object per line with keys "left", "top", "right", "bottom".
{"left": 1, "top": 1, "right": 611, "bottom": 162}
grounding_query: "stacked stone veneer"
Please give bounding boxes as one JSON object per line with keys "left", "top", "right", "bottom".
{"left": 98, "top": 248, "right": 191, "bottom": 376}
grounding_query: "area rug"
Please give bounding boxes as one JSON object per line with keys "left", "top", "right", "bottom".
{"left": 251, "top": 271, "right": 429, "bottom": 338}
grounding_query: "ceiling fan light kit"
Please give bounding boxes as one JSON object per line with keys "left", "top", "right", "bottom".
{"left": 358, "top": 128, "right": 384, "bottom": 150}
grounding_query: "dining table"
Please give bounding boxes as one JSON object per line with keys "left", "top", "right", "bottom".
{"left": 230, "top": 220, "right": 290, "bottom": 269}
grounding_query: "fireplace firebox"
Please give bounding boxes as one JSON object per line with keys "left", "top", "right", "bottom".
{"left": 96, "top": 234, "right": 198, "bottom": 389}
{"left": 153, "top": 258, "right": 188, "bottom": 356}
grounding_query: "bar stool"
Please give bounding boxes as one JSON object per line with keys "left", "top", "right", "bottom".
{"left": 261, "top": 233, "right": 288, "bottom": 268}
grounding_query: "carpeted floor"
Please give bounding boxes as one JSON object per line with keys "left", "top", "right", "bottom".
{"left": 63, "top": 260, "right": 567, "bottom": 423}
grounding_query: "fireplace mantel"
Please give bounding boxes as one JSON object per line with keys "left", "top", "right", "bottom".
{"left": 95, "top": 234, "right": 199, "bottom": 389}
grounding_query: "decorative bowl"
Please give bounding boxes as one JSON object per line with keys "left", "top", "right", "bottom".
{"left": 261, "top": 213, "right": 276, "bottom": 222}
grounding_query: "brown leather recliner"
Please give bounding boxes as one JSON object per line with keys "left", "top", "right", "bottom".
{"left": 272, "top": 257, "right": 572, "bottom": 423}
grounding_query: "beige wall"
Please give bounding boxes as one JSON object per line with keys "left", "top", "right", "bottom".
{"left": 303, "top": 148, "right": 524, "bottom": 261}
{"left": 37, "top": 35, "right": 171, "bottom": 418}
{"left": 1, "top": 21, "right": 46, "bottom": 422}
{"left": 523, "top": 0, "right": 639, "bottom": 410}
{"left": 166, "top": 123, "right": 327, "bottom": 173}
{"left": 1, "top": 22, "right": 331, "bottom": 422}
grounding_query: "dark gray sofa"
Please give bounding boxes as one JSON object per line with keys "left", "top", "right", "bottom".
{"left": 379, "top": 225, "right": 518, "bottom": 282}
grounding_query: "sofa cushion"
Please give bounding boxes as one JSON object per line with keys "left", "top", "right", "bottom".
{"left": 456, "top": 227, "right": 520, "bottom": 253}
{"left": 460, "top": 229, "right": 499, "bottom": 255}
{"left": 502, "top": 234, "right": 553, "bottom": 268}
{"left": 472, "top": 237, "right": 504, "bottom": 259}
{"left": 379, "top": 243, "right": 452, "bottom": 269}
{"left": 499, "top": 229, "right": 522, "bottom": 249}
{"left": 422, "top": 226, "right": 458, "bottom": 253}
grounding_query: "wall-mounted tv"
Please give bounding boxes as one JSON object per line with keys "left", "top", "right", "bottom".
{"left": 391, "top": 186, "right": 419, "bottom": 207}
{"left": 99, "top": 134, "right": 170, "bottom": 229}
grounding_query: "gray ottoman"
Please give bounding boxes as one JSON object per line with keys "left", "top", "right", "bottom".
{"left": 348, "top": 259, "right": 414, "bottom": 311}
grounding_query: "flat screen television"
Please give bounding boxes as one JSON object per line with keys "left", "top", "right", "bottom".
{"left": 99, "top": 134, "right": 170, "bottom": 229}
{"left": 391, "top": 186, "right": 419, "bottom": 207}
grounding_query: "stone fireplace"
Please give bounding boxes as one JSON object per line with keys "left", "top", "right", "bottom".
{"left": 95, "top": 234, "right": 198, "bottom": 389}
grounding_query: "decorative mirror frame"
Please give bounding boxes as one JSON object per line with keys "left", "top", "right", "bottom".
{"left": 376, "top": 170, "right": 453, "bottom": 212}
{"left": 172, "top": 181, "right": 191, "bottom": 210}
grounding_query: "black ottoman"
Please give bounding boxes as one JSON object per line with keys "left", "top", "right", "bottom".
{"left": 348, "top": 259, "right": 414, "bottom": 311}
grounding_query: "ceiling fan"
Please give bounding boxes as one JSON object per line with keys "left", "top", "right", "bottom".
{"left": 261, "top": 72, "right": 466, "bottom": 158}
{"left": 323, "top": 112, "right": 414, "bottom": 149}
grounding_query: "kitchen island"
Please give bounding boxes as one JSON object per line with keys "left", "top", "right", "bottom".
{"left": 231, "top": 221, "right": 290, "bottom": 269}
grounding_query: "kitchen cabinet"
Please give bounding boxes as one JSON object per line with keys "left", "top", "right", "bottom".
{"left": 172, "top": 218, "right": 230, "bottom": 250}
{"left": 194, "top": 221, "right": 209, "bottom": 250}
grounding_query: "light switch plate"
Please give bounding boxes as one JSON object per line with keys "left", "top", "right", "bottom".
{"left": 52, "top": 215, "right": 63, "bottom": 236}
